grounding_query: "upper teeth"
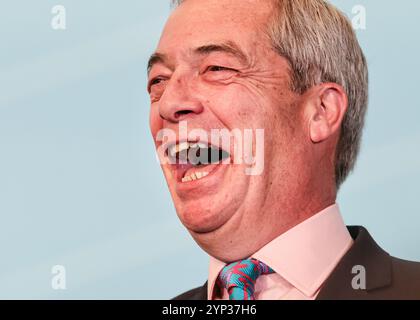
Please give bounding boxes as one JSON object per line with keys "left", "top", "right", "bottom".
{"left": 168, "top": 142, "right": 208, "bottom": 158}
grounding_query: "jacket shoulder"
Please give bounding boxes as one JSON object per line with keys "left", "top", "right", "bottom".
{"left": 389, "top": 257, "right": 420, "bottom": 299}
{"left": 318, "top": 226, "right": 420, "bottom": 300}
{"left": 172, "top": 282, "right": 208, "bottom": 300}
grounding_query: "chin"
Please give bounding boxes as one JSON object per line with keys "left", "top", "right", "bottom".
{"left": 175, "top": 199, "right": 232, "bottom": 234}
{"left": 181, "top": 204, "right": 257, "bottom": 261}
{"left": 168, "top": 178, "right": 248, "bottom": 235}
{"left": 191, "top": 232, "right": 255, "bottom": 263}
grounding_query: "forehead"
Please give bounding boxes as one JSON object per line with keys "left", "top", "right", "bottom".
{"left": 156, "top": 0, "right": 273, "bottom": 55}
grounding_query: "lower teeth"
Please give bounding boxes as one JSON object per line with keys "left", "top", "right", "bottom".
{"left": 182, "top": 171, "right": 209, "bottom": 183}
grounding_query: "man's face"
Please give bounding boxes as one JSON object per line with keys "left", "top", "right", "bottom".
{"left": 148, "top": 0, "right": 308, "bottom": 261}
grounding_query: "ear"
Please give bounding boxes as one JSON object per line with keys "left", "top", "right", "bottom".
{"left": 306, "top": 83, "right": 348, "bottom": 143}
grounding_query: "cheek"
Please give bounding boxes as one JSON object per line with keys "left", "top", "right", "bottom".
{"left": 149, "top": 106, "right": 163, "bottom": 139}
{"left": 202, "top": 84, "right": 269, "bottom": 127}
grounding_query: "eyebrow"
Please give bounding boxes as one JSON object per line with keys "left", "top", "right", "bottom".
{"left": 193, "top": 41, "right": 248, "bottom": 64}
{"left": 147, "top": 52, "right": 167, "bottom": 74}
{"left": 147, "top": 41, "right": 248, "bottom": 75}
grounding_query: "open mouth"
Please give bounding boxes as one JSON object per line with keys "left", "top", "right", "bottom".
{"left": 166, "top": 141, "right": 230, "bottom": 183}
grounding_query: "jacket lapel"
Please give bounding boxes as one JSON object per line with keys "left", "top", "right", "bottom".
{"left": 316, "top": 226, "right": 392, "bottom": 299}
{"left": 191, "top": 282, "right": 207, "bottom": 300}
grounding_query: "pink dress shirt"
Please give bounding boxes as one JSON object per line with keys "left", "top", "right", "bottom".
{"left": 208, "top": 204, "right": 353, "bottom": 300}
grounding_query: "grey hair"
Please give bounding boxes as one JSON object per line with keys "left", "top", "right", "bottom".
{"left": 171, "top": 0, "right": 369, "bottom": 189}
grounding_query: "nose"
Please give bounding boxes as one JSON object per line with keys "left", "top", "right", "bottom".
{"left": 158, "top": 76, "right": 204, "bottom": 123}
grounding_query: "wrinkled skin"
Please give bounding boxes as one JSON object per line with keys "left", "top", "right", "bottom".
{"left": 148, "top": 0, "right": 346, "bottom": 262}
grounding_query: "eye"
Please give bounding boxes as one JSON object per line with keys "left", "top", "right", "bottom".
{"left": 148, "top": 77, "right": 167, "bottom": 93}
{"left": 149, "top": 77, "right": 164, "bottom": 87}
{"left": 205, "top": 65, "right": 237, "bottom": 73}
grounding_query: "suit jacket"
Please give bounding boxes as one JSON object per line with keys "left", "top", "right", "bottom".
{"left": 173, "top": 226, "right": 420, "bottom": 300}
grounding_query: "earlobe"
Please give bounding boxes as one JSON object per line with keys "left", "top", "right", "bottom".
{"left": 309, "top": 84, "right": 348, "bottom": 144}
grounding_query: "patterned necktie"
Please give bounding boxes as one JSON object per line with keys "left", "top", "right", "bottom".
{"left": 216, "top": 258, "right": 275, "bottom": 300}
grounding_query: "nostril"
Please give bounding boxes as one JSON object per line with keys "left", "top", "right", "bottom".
{"left": 174, "top": 110, "right": 193, "bottom": 119}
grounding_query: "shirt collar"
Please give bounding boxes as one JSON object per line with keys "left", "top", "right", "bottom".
{"left": 207, "top": 203, "right": 353, "bottom": 299}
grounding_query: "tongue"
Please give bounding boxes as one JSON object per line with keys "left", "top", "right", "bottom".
{"left": 176, "top": 163, "right": 194, "bottom": 181}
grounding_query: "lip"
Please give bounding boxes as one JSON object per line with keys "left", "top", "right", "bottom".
{"left": 169, "top": 156, "right": 231, "bottom": 183}
{"left": 163, "top": 139, "right": 198, "bottom": 158}
{"left": 160, "top": 136, "right": 234, "bottom": 194}
{"left": 163, "top": 139, "right": 232, "bottom": 179}
{"left": 162, "top": 138, "right": 231, "bottom": 159}
{"left": 173, "top": 160, "right": 229, "bottom": 192}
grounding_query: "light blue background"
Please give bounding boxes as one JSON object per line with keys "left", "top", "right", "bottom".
{"left": 0, "top": 0, "right": 419, "bottom": 299}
